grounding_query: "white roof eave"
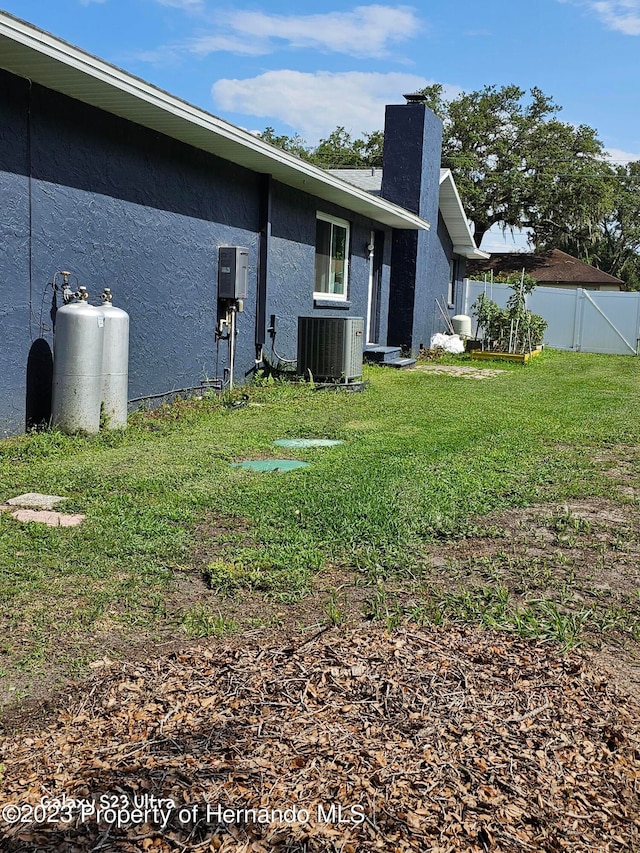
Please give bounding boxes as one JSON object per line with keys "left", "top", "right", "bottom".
{"left": 0, "top": 12, "right": 430, "bottom": 232}
{"left": 439, "top": 170, "right": 488, "bottom": 258}
{"left": 453, "top": 246, "right": 491, "bottom": 260}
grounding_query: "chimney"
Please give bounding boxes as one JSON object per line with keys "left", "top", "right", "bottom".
{"left": 381, "top": 99, "right": 443, "bottom": 354}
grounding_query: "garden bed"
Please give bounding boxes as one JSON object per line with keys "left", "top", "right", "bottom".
{"left": 470, "top": 347, "right": 543, "bottom": 363}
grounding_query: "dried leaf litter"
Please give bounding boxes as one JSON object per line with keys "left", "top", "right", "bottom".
{"left": 1, "top": 626, "right": 638, "bottom": 852}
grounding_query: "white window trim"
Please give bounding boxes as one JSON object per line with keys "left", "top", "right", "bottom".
{"left": 314, "top": 212, "right": 350, "bottom": 301}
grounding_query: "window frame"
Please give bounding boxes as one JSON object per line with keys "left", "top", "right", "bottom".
{"left": 313, "top": 212, "right": 350, "bottom": 302}
{"left": 447, "top": 258, "right": 456, "bottom": 308}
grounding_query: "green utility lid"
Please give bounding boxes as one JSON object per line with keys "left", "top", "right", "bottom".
{"left": 232, "top": 459, "right": 311, "bottom": 472}
{"left": 273, "top": 439, "right": 345, "bottom": 448}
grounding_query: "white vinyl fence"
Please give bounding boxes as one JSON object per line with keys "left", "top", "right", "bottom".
{"left": 462, "top": 280, "right": 640, "bottom": 356}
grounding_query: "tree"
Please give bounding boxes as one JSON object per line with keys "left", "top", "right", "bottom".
{"left": 417, "top": 83, "right": 613, "bottom": 251}
{"left": 257, "top": 127, "right": 312, "bottom": 161}
{"left": 259, "top": 126, "right": 383, "bottom": 169}
{"left": 311, "top": 128, "right": 384, "bottom": 168}
{"left": 549, "top": 161, "right": 640, "bottom": 289}
{"left": 598, "top": 162, "right": 640, "bottom": 288}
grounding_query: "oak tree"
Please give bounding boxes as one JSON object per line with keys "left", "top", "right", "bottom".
{"left": 417, "top": 83, "right": 613, "bottom": 251}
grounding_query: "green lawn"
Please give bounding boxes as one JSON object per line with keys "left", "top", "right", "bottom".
{"left": 1, "top": 349, "right": 639, "bottom": 708}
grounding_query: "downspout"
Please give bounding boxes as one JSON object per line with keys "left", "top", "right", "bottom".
{"left": 255, "top": 173, "right": 272, "bottom": 360}
{"left": 27, "top": 77, "right": 33, "bottom": 340}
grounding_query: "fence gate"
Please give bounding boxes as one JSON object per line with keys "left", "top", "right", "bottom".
{"left": 462, "top": 281, "right": 640, "bottom": 356}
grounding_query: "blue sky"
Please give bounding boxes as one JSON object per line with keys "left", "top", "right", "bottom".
{"left": 2, "top": 0, "right": 640, "bottom": 251}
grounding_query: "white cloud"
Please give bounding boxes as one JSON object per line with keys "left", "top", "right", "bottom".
{"left": 136, "top": 5, "right": 423, "bottom": 65}
{"left": 605, "top": 145, "right": 640, "bottom": 163}
{"left": 155, "top": 0, "right": 205, "bottom": 10}
{"left": 212, "top": 70, "right": 457, "bottom": 142}
{"left": 186, "top": 32, "right": 271, "bottom": 57}
{"left": 560, "top": 1, "right": 640, "bottom": 34}
{"left": 129, "top": 46, "right": 184, "bottom": 66}
{"left": 186, "top": 5, "right": 421, "bottom": 59}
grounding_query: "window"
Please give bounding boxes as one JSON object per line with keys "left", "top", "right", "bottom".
{"left": 447, "top": 258, "right": 456, "bottom": 307}
{"left": 314, "top": 213, "right": 350, "bottom": 300}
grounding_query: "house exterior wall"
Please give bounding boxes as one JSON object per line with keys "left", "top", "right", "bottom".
{"left": 0, "top": 69, "right": 392, "bottom": 436}
{"left": 0, "top": 70, "right": 260, "bottom": 438}
{"left": 0, "top": 71, "right": 31, "bottom": 435}
{"left": 264, "top": 182, "right": 392, "bottom": 363}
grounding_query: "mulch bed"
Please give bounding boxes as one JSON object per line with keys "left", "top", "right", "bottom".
{"left": 1, "top": 625, "right": 639, "bottom": 852}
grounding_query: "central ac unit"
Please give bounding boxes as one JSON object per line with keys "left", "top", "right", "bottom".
{"left": 297, "top": 316, "right": 364, "bottom": 383}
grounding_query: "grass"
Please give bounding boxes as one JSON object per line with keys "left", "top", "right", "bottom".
{"left": 407, "top": 587, "right": 593, "bottom": 650}
{"left": 182, "top": 605, "right": 238, "bottom": 639}
{"left": 1, "top": 349, "right": 640, "bottom": 702}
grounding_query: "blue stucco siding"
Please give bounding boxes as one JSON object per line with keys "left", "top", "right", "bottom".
{"left": 28, "top": 81, "right": 262, "bottom": 400}
{"left": 387, "top": 231, "right": 417, "bottom": 351}
{"left": 0, "top": 68, "right": 395, "bottom": 435}
{"left": 414, "top": 212, "right": 456, "bottom": 346}
{"left": 266, "top": 182, "right": 316, "bottom": 361}
{"left": 0, "top": 69, "right": 263, "bottom": 434}
{"left": 0, "top": 72, "right": 33, "bottom": 436}
{"left": 379, "top": 109, "right": 427, "bottom": 215}
{"left": 265, "top": 181, "right": 392, "bottom": 362}
{"left": 413, "top": 214, "right": 469, "bottom": 347}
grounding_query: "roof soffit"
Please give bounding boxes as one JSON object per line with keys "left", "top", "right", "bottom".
{"left": 0, "top": 13, "right": 429, "bottom": 231}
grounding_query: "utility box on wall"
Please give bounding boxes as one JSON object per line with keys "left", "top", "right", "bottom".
{"left": 218, "top": 246, "right": 249, "bottom": 299}
{"left": 297, "top": 316, "right": 364, "bottom": 383}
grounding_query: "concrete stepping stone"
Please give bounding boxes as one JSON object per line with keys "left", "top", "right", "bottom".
{"left": 2, "top": 508, "right": 86, "bottom": 527}
{"left": 0, "top": 493, "right": 85, "bottom": 526}
{"left": 6, "top": 492, "right": 67, "bottom": 510}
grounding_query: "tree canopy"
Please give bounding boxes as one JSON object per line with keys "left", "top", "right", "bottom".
{"left": 561, "top": 161, "right": 640, "bottom": 289}
{"left": 417, "top": 83, "right": 613, "bottom": 251}
{"left": 258, "top": 126, "right": 383, "bottom": 169}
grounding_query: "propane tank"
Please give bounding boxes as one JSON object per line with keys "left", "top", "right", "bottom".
{"left": 99, "top": 288, "right": 129, "bottom": 430}
{"left": 51, "top": 287, "right": 105, "bottom": 434}
{"left": 451, "top": 314, "right": 472, "bottom": 338}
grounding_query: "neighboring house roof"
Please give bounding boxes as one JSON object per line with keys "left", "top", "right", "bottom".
{"left": 466, "top": 249, "right": 624, "bottom": 287}
{"left": 0, "top": 12, "right": 429, "bottom": 233}
{"left": 328, "top": 168, "right": 489, "bottom": 260}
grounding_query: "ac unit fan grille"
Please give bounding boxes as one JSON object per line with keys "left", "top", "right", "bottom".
{"left": 297, "top": 317, "right": 364, "bottom": 382}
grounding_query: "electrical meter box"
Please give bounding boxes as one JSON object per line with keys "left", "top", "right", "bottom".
{"left": 218, "top": 246, "right": 249, "bottom": 300}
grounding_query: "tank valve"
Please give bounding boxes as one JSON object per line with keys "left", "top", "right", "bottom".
{"left": 78, "top": 286, "right": 89, "bottom": 301}
{"left": 101, "top": 288, "right": 113, "bottom": 303}
{"left": 55, "top": 270, "right": 76, "bottom": 304}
